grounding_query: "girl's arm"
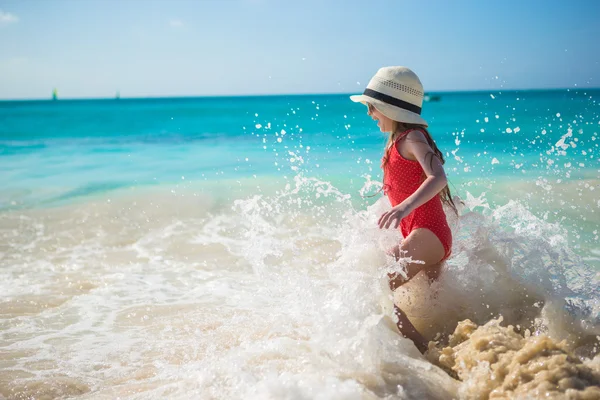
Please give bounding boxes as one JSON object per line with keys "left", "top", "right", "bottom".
{"left": 378, "top": 130, "right": 448, "bottom": 229}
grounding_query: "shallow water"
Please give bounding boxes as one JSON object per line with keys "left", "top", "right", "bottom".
{"left": 1, "top": 91, "right": 599, "bottom": 398}
{"left": 1, "top": 177, "right": 599, "bottom": 399}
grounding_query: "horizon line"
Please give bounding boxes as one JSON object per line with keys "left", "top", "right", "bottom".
{"left": 1, "top": 86, "right": 599, "bottom": 102}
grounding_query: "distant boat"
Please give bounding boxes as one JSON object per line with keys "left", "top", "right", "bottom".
{"left": 52, "top": 88, "right": 58, "bottom": 101}
{"left": 115, "top": 91, "right": 120, "bottom": 100}
{"left": 424, "top": 94, "right": 441, "bottom": 102}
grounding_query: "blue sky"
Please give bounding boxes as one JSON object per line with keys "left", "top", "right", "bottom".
{"left": 1, "top": 0, "right": 599, "bottom": 99}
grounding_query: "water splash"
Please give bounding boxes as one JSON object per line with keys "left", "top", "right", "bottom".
{"left": 0, "top": 175, "right": 599, "bottom": 399}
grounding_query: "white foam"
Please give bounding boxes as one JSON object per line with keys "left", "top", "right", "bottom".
{"left": 1, "top": 177, "right": 598, "bottom": 399}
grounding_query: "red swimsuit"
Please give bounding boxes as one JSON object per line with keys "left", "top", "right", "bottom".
{"left": 382, "top": 130, "right": 453, "bottom": 261}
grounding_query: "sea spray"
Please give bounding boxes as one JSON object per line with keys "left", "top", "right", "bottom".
{"left": 427, "top": 318, "right": 600, "bottom": 399}
{"left": 1, "top": 173, "right": 599, "bottom": 399}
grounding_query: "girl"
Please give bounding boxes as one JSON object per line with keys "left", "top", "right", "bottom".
{"left": 351, "top": 66, "right": 457, "bottom": 353}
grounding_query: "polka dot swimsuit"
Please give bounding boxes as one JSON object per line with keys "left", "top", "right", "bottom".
{"left": 382, "top": 129, "right": 453, "bottom": 261}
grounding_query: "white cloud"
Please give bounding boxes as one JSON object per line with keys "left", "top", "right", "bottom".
{"left": 169, "top": 19, "right": 183, "bottom": 28}
{"left": 0, "top": 10, "right": 19, "bottom": 26}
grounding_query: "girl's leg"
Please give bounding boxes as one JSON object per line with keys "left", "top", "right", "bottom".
{"left": 388, "top": 228, "right": 445, "bottom": 289}
{"left": 394, "top": 306, "right": 429, "bottom": 354}
{"left": 387, "top": 228, "right": 445, "bottom": 353}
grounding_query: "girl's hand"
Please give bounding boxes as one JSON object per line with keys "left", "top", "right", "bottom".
{"left": 378, "top": 203, "right": 410, "bottom": 229}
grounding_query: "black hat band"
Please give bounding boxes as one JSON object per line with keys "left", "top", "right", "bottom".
{"left": 363, "top": 88, "right": 422, "bottom": 115}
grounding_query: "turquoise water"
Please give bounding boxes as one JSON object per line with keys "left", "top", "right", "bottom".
{"left": 2, "top": 90, "right": 597, "bottom": 191}
{"left": 1, "top": 90, "right": 599, "bottom": 398}
{"left": 2, "top": 89, "right": 598, "bottom": 249}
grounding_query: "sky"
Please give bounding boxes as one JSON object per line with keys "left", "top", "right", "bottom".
{"left": 0, "top": 0, "right": 599, "bottom": 99}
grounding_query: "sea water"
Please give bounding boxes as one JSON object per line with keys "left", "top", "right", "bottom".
{"left": 1, "top": 90, "right": 599, "bottom": 399}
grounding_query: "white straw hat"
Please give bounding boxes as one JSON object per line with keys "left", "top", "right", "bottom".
{"left": 350, "top": 66, "right": 428, "bottom": 127}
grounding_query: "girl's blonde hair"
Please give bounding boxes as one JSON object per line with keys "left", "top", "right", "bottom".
{"left": 382, "top": 121, "right": 458, "bottom": 215}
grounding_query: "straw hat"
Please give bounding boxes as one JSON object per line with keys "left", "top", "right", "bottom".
{"left": 350, "top": 66, "right": 428, "bottom": 127}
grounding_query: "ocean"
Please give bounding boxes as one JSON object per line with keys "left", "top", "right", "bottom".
{"left": 1, "top": 90, "right": 599, "bottom": 399}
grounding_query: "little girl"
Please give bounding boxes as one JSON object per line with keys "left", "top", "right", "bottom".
{"left": 351, "top": 66, "right": 457, "bottom": 353}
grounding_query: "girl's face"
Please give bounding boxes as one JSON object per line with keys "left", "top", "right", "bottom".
{"left": 367, "top": 103, "right": 394, "bottom": 133}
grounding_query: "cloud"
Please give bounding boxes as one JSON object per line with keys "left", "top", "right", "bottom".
{"left": 0, "top": 10, "right": 19, "bottom": 26}
{"left": 169, "top": 19, "right": 184, "bottom": 28}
